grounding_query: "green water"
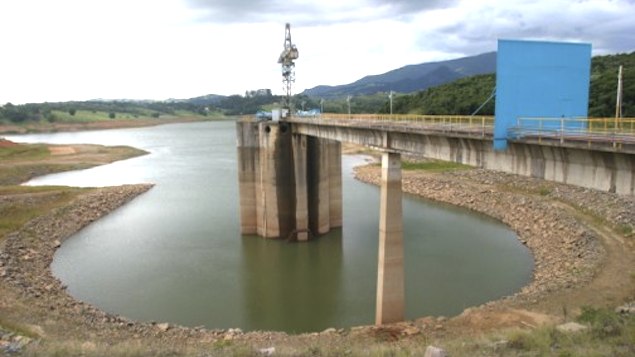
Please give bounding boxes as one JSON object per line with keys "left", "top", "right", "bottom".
{"left": 10, "top": 121, "right": 533, "bottom": 333}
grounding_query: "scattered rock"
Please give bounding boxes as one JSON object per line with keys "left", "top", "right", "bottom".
{"left": 81, "top": 341, "right": 97, "bottom": 351}
{"left": 615, "top": 302, "right": 635, "bottom": 314}
{"left": 321, "top": 327, "right": 337, "bottom": 334}
{"left": 556, "top": 322, "right": 588, "bottom": 333}
{"left": 157, "top": 323, "right": 170, "bottom": 332}
{"left": 424, "top": 345, "right": 447, "bottom": 357}
{"left": 258, "top": 347, "right": 276, "bottom": 356}
{"left": 402, "top": 326, "right": 420, "bottom": 336}
{"left": 491, "top": 340, "right": 509, "bottom": 350}
{"left": 227, "top": 328, "right": 243, "bottom": 335}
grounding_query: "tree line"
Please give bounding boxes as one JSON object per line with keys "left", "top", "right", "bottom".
{"left": 0, "top": 100, "right": 212, "bottom": 123}
{"left": 2, "top": 52, "right": 632, "bottom": 123}
{"left": 383, "top": 51, "right": 634, "bottom": 117}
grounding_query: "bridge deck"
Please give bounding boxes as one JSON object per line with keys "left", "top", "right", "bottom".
{"left": 284, "top": 114, "right": 635, "bottom": 153}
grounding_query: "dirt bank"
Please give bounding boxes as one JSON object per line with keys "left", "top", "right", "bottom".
{"left": 0, "top": 117, "right": 212, "bottom": 136}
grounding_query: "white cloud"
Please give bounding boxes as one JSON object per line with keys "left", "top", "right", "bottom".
{"left": 0, "top": 0, "right": 633, "bottom": 104}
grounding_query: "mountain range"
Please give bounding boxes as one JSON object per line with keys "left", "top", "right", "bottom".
{"left": 300, "top": 52, "right": 497, "bottom": 98}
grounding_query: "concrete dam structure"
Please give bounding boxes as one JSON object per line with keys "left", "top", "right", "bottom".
{"left": 237, "top": 119, "right": 406, "bottom": 324}
{"left": 237, "top": 120, "right": 342, "bottom": 241}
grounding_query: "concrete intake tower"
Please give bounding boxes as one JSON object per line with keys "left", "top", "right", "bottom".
{"left": 237, "top": 120, "right": 342, "bottom": 241}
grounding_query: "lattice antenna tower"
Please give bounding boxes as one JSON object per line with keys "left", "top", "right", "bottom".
{"left": 278, "top": 23, "right": 299, "bottom": 112}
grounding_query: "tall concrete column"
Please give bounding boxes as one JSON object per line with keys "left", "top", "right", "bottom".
{"left": 255, "top": 122, "right": 295, "bottom": 238}
{"left": 328, "top": 140, "right": 343, "bottom": 227}
{"left": 375, "top": 152, "right": 405, "bottom": 325}
{"left": 292, "top": 134, "right": 309, "bottom": 241}
{"left": 308, "top": 137, "right": 331, "bottom": 235}
{"left": 236, "top": 122, "right": 258, "bottom": 235}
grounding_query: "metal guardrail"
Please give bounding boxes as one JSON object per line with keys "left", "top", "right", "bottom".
{"left": 242, "top": 113, "right": 635, "bottom": 150}
{"left": 508, "top": 117, "right": 635, "bottom": 149}
{"left": 288, "top": 114, "right": 495, "bottom": 138}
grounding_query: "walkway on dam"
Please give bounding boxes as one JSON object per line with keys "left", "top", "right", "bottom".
{"left": 287, "top": 114, "right": 635, "bottom": 153}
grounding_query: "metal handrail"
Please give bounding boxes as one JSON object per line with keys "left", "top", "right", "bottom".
{"left": 509, "top": 117, "right": 635, "bottom": 148}
{"left": 289, "top": 114, "right": 495, "bottom": 138}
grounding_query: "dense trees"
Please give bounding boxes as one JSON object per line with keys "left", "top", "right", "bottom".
{"left": 589, "top": 52, "right": 634, "bottom": 117}
{"left": 379, "top": 74, "right": 496, "bottom": 115}
{"left": 385, "top": 51, "right": 634, "bottom": 117}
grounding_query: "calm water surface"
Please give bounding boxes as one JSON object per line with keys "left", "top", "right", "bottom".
{"left": 9, "top": 121, "right": 533, "bottom": 333}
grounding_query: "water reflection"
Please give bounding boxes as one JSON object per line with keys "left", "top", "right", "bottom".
{"left": 241, "top": 231, "right": 343, "bottom": 332}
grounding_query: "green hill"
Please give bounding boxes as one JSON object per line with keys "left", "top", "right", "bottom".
{"left": 589, "top": 52, "right": 635, "bottom": 117}
{"left": 383, "top": 51, "right": 635, "bottom": 117}
{"left": 303, "top": 52, "right": 496, "bottom": 99}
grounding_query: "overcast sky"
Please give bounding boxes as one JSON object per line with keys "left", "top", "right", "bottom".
{"left": 1, "top": 0, "right": 634, "bottom": 104}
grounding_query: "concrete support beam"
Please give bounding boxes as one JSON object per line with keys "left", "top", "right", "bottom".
{"left": 328, "top": 140, "right": 343, "bottom": 227}
{"left": 236, "top": 122, "right": 258, "bottom": 234}
{"left": 308, "top": 137, "right": 331, "bottom": 235}
{"left": 375, "top": 152, "right": 405, "bottom": 325}
{"left": 254, "top": 122, "right": 295, "bottom": 238}
{"left": 292, "top": 134, "right": 309, "bottom": 241}
{"left": 256, "top": 123, "right": 281, "bottom": 238}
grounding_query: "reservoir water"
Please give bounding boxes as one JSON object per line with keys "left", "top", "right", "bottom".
{"left": 9, "top": 121, "right": 533, "bottom": 333}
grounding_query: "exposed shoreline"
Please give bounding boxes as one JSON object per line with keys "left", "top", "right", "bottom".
{"left": 1, "top": 150, "right": 634, "bottom": 353}
{"left": 0, "top": 116, "right": 225, "bottom": 136}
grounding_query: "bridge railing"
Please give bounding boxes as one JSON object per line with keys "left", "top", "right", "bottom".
{"left": 290, "top": 113, "right": 495, "bottom": 137}
{"left": 509, "top": 117, "right": 635, "bottom": 148}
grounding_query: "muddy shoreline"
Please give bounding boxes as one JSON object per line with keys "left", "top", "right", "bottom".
{"left": 1, "top": 162, "right": 634, "bottom": 353}
{"left": 0, "top": 117, "right": 216, "bottom": 136}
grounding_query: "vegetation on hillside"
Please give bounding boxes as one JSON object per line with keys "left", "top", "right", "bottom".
{"left": 379, "top": 74, "right": 496, "bottom": 115}
{"left": 589, "top": 52, "right": 635, "bottom": 117}
{"left": 0, "top": 100, "right": 217, "bottom": 124}
{"left": 384, "top": 51, "right": 635, "bottom": 117}
{"left": 302, "top": 52, "right": 497, "bottom": 98}
{"left": 1, "top": 52, "right": 632, "bottom": 123}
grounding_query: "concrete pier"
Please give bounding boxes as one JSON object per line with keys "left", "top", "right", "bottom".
{"left": 236, "top": 121, "right": 259, "bottom": 235}
{"left": 375, "top": 152, "right": 405, "bottom": 325}
{"left": 236, "top": 121, "right": 342, "bottom": 240}
{"left": 292, "top": 134, "right": 309, "bottom": 241}
{"left": 328, "top": 140, "right": 343, "bottom": 227}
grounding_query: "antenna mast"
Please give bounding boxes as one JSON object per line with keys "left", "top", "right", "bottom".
{"left": 278, "top": 23, "right": 299, "bottom": 116}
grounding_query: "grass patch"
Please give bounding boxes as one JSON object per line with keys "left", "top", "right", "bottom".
{"left": 0, "top": 144, "right": 49, "bottom": 161}
{"left": 0, "top": 163, "right": 92, "bottom": 186}
{"left": 617, "top": 224, "right": 633, "bottom": 237}
{"left": 401, "top": 160, "right": 471, "bottom": 172}
{"left": 50, "top": 110, "right": 116, "bottom": 122}
{"left": 538, "top": 185, "right": 552, "bottom": 196}
{"left": 0, "top": 316, "right": 42, "bottom": 339}
{"left": 0, "top": 186, "right": 84, "bottom": 240}
{"left": 21, "top": 340, "right": 190, "bottom": 357}
{"left": 446, "top": 307, "right": 635, "bottom": 356}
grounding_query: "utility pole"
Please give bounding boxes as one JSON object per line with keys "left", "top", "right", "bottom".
{"left": 320, "top": 98, "right": 324, "bottom": 114}
{"left": 346, "top": 95, "right": 352, "bottom": 117}
{"left": 389, "top": 90, "right": 394, "bottom": 115}
{"left": 616, "top": 65, "right": 623, "bottom": 119}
